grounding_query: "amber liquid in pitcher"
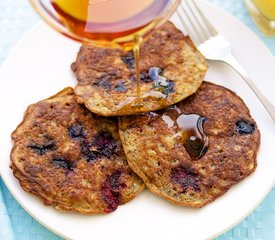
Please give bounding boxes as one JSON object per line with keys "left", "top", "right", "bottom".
{"left": 51, "top": 0, "right": 169, "bottom": 44}
{"left": 51, "top": 0, "right": 170, "bottom": 105}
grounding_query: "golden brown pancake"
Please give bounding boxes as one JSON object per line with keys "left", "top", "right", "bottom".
{"left": 10, "top": 88, "right": 144, "bottom": 214}
{"left": 119, "top": 82, "right": 260, "bottom": 208}
{"left": 72, "top": 21, "right": 207, "bottom": 116}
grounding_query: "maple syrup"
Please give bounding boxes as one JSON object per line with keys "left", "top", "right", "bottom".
{"left": 50, "top": 0, "right": 170, "bottom": 47}
{"left": 133, "top": 35, "right": 142, "bottom": 102}
{"left": 161, "top": 107, "right": 208, "bottom": 160}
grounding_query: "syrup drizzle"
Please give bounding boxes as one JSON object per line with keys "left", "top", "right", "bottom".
{"left": 133, "top": 35, "right": 142, "bottom": 107}
{"left": 161, "top": 107, "right": 208, "bottom": 160}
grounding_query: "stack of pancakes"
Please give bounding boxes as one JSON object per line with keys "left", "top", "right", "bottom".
{"left": 10, "top": 22, "right": 260, "bottom": 214}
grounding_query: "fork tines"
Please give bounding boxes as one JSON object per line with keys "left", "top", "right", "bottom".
{"left": 177, "top": 0, "right": 217, "bottom": 44}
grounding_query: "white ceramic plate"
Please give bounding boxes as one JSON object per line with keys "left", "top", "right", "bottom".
{"left": 0, "top": 1, "right": 275, "bottom": 239}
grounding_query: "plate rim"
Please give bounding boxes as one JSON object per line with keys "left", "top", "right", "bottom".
{"left": 0, "top": 1, "right": 274, "bottom": 239}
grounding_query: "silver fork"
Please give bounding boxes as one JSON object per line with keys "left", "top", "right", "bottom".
{"left": 177, "top": 0, "right": 275, "bottom": 122}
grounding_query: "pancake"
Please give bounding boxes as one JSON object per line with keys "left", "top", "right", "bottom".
{"left": 72, "top": 21, "right": 207, "bottom": 116}
{"left": 119, "top": 82, "right": 260, "bottom": 208}
{"left": 10, "top": 88, "right": 144, "bottom": 214}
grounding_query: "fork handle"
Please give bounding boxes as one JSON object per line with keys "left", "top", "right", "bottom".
{"left": 222, "top": 54, "right": 275, "bottom": 122}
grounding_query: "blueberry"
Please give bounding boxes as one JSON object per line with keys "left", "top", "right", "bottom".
{"left": 114, "top": 82, "right": 127, "bottom": 92}
{"left": 149, "top": 67, "right": 162, "bottom": 81}
{"left": 93, "top": 75, "right": 112, "bottom": 90}
{"left": 129, "top": 74, "right": 136, "bottom": 81}
{"left": 95, "top": 131, "right": 117, "bottom": 158}
{"left": 164, "top": 81, "right": 175, "bottom": 95}
{"left": 153, "top": 78, "right": 175, "bottom": 96}
{"left": 81, "top": 131, "right": 117, "bottom": 162}
{"left": 68, "top": 123, "right": 86, "bottom": 139}
{"left": 52, "top": 157, "right": 75, "bottom": 171}
{"left": 140, "top": 72, "right": 152, "bottom": 83}
{"left": 129, "top": 67, "right": 163, "bottom": 83}
{"left": 171, "top": 166, "right": 200, "bottom": 192}
{"left": 28, "top": 140, "right": 55, "bottom": 155}
{"left": 236, "top": 120, "right": 255, "bottom": 135}
{"left": 121, "top": 52, "right": 135, "bottom": 69}
{"left": 130, "top": 72, "right": 152, "bottom": 83}
{"left": 80, "top": 140, "right": 100, "bottom": 162}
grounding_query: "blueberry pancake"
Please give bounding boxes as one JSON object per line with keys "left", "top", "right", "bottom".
{"left": 119, "top": 82, "right": 260, "bottom": 208}
{"left": 72, "top": 21, "right": 207, "bottom": 116}
{"left": 10, "top": 88, "right": 144, "bottom": 214}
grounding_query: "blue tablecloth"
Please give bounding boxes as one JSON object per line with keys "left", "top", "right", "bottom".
{"left": 0, "top": 0, "right": 274, "bottom": 239}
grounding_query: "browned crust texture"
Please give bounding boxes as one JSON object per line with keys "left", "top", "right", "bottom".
{"left": 72, "top": 21, "right": 207, "bottom": 116}
{"left": 119, "top": 82, "right": 260, "bottom": 208}
{"left": 10, "top": 87, "right": 144, "bottom": 214}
